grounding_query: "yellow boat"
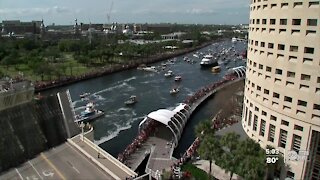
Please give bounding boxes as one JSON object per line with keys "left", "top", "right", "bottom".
{"left": 211, "top": 66, "right": 221, "bottom": 73}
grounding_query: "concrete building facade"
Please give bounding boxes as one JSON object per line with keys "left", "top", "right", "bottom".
{"left": 242, "top": 0, "right": 320, "bottom": 179}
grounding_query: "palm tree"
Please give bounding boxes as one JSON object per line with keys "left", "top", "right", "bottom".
{"left": 219, "top": 132, "right": 241, "bottom": 180}
{"left": 198, "top": 134, "right": 222, "bottom": 178}
{"left": 196, "top": 119, "right": 221, "bottom": 178}
{"left": 195, "top": 120, "right": 213, "bottom": 138}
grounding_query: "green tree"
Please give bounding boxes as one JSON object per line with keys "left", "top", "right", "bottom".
{"left": 219, "top": 133, "right": 241, "bottom": 180}
{"left": 196, "top": 120, "right": 222, "bottom": 178}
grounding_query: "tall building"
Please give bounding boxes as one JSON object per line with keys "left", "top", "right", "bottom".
{"left": 242, "top": 0, "right": 320, "bottom": 179}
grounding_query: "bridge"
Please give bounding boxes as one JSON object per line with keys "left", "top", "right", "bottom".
{"left": 119, "top": 68, "right": 246, "bottom": 179}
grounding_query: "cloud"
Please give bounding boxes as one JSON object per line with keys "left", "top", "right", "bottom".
{"left": 0, "top": 6, "right": 78, "bottom": 16}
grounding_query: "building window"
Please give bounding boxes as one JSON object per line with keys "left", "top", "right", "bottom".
{"left": 268, "top": 43, "right": 274, "bottom": 49}
{"left": 270, "top": 19, "right": 276, "bottom": 25}
{"left": 262, "top": 111, "right": 267, "bottom": 116}
{"left": 268, "top": 124, "right": 275, "bottom": 142}
{"left": 290, "top": 46, "right": 299, "bottom": 52}
{"left": 255, "top": 106, "right": 259, "bottom": 112}
{"left": 261, "top": 42, "right": 265, "bottom": 47}
{"left": 266, "top": 66, "right": 271, "bottom": 72}
{"left": 279, "top": 129, "right": 288, "bottom": 148}
{"left": 264, "top": 89, "right": 269, "bottom": 95}
{"left": 245, "top": 107, "right": 248, "bottom": 121}
{"left": 259, "top": 64, "right": 263, "bottom": 69}
{"left": 298, "top": 100, "right": 307, "bottom": 107}
{"left": 260, "top": 120, "right": 266, "bottom": 136}
{"left": 275, "top": 69, "right": 282, "bottom": 75}
{"left": 287, "top": 71, "right": 295, "bottom": 78}
{"left": 281, "top": 3, "right": 288, "bottom": 8}
{"left": 278, "top": 44, "right": 285, "bottom": 50}
{"left": 287, "top": 171, "right": 295, "bottom": 179}
{"left": 314, "top": 104, "right": 320, "bottom": 110}
{"left": 280, "top": 19, "right": 287, "bottom": 25}
{"left": 284, "top": 96, "right": 292, "bottom": 103}
{"left": 294, "top": 125, "right": 303, "bottom": 131}
{"left": 304, "top": 47, "right": 314, "bottom": 54}
{"left": 248, "top": 111, "right": 252, "bottom": 126}
{"left": 253, "top": 115, "right": 258, "bottom": 131}
{"left": 301, "top": 74, "right": 311, "bottom": 81}
{"left": 307, "top": 19, "right": 318, "bottom": 26}
{"left": 257, "top": 86, "right": 261, "bottom": 91}
{"left": 273, "top": 92, "right": 280, "bottom": 99}
{"left": 309, "top": 1, "right": 320, "bottom": 7}
{"left": 281, "top": 120, "right": 289, "bottom": 126}
{"left": 294, "top": 2, "right": 303, "bottom": 7}
{"left": 262, "top": 19, "right": 267, "bottom": 24}
{"left": 292, "top": 134, "right": 302, "bottom": 152}
{"left": 292, "top": 19, "right": 301, "bottom": 25}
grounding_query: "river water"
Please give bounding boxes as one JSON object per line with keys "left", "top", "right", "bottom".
{"left": 43, "top": 40, "right": 247, "bottom": 158}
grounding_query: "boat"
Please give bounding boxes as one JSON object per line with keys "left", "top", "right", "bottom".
{"left": 211, "top": 66, "right": 221, "bottom": 73}
{"left": 174, "top": 76, "right": 182, "bottom": 81}
{"left": 142, "top": 66, "right": 157, "bottom": 72}
{"left": 170, "top": 88, "right": 180, "bottom": 95}
{"left": 125, "top": 95, "right": 137, "bottom": 105}
{"left": 80, "top": 92, "right": 90, "bottom": 98}
{"left": 164, "top": 70, "right": 174, "bottom": 77}
{"left": 200, "top": 54, "right": 218, "bottom": 67}
{"left": 232, "top": 37, "right": 237, "bottom": 43}
{"left": 75, "top": 102, "right": 104, "bottom": 123}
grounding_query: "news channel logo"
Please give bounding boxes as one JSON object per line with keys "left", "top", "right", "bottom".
{"left": 285, "top": 150, "right": 309, "bottom": 163}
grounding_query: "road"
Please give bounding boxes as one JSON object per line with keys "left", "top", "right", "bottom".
{"left": 0, "top": 142, "right": 114, "bottom": 180}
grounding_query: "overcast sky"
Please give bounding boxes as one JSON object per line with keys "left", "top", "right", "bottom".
{"left": 0, "top": 0, "right": 249, "bottom": 25}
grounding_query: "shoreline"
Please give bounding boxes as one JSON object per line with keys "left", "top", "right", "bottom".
{"left": 34, "top": 39, "right": 222, "bottom": 93}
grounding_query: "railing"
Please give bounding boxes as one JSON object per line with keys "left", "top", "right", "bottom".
{"left": 81, "top": 135, "right": 137, "bottom": 177}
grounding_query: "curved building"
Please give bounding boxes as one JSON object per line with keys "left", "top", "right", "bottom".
{"left": 242, "top": 0, "right": 320, "bottom": 179}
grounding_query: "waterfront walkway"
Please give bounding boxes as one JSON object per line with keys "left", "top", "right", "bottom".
{"left": 120, "top": 76, "right": 245, "bottom": 179}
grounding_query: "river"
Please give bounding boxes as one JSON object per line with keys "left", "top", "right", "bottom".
{"left": 43, "top": 40, "right": 247, "bottom": 158}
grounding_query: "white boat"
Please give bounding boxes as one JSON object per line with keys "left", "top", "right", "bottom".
{"left": 80, "top": 92, "right": 90, "bottom": 98}
{"left": 200, "top": 54, "right": 218, "bottom": 67}
{"left": 193, "top": 54, "right": 199, "bottom": 58}
{"left": 164, "top": 70, "right": 174, "bottom": 77}
{"left": 170, "top": 88, "right": 180, "bottom": 94}
{"left": 232, "top": 37, "right": 237, "bottom": 43}
{"left": 75, "top": 102, "right": 104, "bottom": 123}
{"left": 174, "top": 76, "right": 182, "bottom": 81}
{"left": 142, "top": 66, "right": 157, "bottom": 72}
{"left": 125, "top": 95, "right": 137, "bottom": 105}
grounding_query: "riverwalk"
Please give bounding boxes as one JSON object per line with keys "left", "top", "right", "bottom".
{"left": 119, "top": 74, "right": 245, "bottom": 179}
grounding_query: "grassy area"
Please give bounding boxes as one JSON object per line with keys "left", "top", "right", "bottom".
{"left": 182, "top": 163, "right": 213, "bottom": 180}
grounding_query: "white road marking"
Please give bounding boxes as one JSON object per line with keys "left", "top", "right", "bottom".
{"left": 28, "top": 161, "right": 43, "bottom": 180}
{"left": 72, "top": 166, "right": 80, "bottom": 174}
{"left": 15, "top": 168, "right": 23, "bottom": 180}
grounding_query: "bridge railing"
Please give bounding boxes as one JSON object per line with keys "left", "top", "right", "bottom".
{"left": 80, "top": 135, "right": 138, "bottom": 177}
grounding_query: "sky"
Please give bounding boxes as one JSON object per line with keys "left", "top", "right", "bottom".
{"left": 0, "top": 0, "right": 249, "bottom": 25}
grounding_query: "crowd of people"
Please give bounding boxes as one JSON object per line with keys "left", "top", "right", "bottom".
{"left": 183, "top": 73, "right": 238, "bottom": 106}
{"left": 117, "top": 120, "right": 159, "bottom": 164}
{"left": 212, "top": 114, "right": 239, "bottom": 131}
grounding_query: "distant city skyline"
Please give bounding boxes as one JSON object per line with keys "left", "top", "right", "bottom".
{"left": 0, "top": 0, "right": 249, "bottom": 25}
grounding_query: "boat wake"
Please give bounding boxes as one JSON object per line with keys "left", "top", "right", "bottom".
{"left": 94, "top": 115, "right": 145, "bottom": 145}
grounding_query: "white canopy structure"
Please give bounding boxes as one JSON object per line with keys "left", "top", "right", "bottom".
{"left": 229, "top": 66, "right": 246, "bottom": 78}
{"left": 138, "top": 103, "right": 191, "bottom": 147}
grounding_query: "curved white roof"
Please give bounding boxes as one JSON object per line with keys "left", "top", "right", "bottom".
{"left": 147, "top": 109, "right": 175, "bottom": 125}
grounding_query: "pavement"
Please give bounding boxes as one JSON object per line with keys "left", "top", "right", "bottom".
{"left": 70, "top": 135, "right": 137, "bottom": 180}
{"left": 193, "top": 160, "right": 241, "bottom": 180}
{"left": 0, "top": 142, "right": 114, "bottom": 180}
